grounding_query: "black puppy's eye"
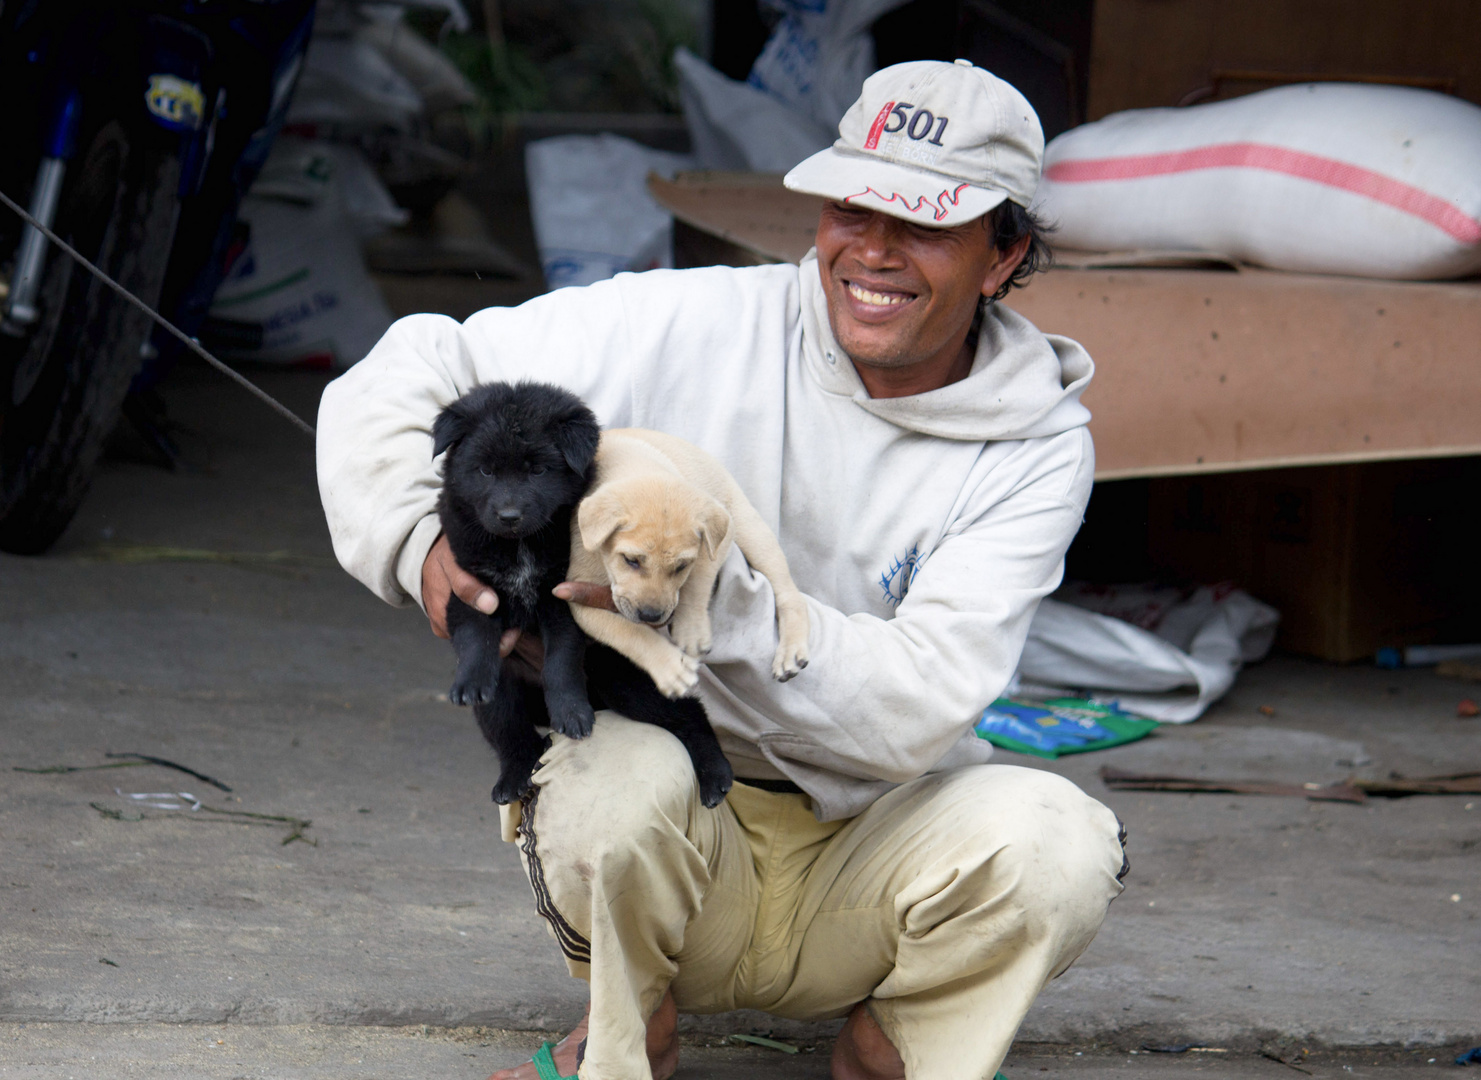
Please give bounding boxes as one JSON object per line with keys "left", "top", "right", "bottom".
{"left": 623, "top": 555, "right": 642, "bottom": 570}
{"left": 479, "top": 465, "right": 492, "bottom": 477}
{"left": 528, "top": 463, "right": 547, "bottom": 476}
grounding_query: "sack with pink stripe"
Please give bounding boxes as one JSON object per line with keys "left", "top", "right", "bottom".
{"left": 1034, "top": 83, "right": 1481, "bottom": 280}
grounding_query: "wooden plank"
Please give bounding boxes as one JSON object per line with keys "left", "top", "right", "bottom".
{"left": 1006, "top": 267, "right": 1481, "bottom": 478}
{"left": 649, "top": 172, "right": 821, "bottom": 265}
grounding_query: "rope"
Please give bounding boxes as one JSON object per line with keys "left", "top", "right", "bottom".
{"left": 0, "top": 186, "right": 316, "bottom": 439}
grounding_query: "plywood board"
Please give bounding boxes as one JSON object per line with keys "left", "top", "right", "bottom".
{"left": 1006, "top": 267, "right": 1481, "bottom": 478}
{"left": 650, "top": 172, "right": 822, "bottom": 264}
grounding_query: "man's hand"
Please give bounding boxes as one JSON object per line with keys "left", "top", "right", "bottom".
{"left": 422, "top": 534, "right": 500, "bottom": 639}
{"left": 553, "top": 581, "right": 617, "bottom": 611}
{"left": 422, "top": 535, "right": 620, "bottom": 666}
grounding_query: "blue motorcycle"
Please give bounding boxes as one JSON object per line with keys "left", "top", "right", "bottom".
{"left": 0, "top": 0, "right": 316, "bottom": 553}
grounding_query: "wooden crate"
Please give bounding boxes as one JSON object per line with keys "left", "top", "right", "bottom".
{"left": 1144, "top": 459, "right": 1481, "bottom": 661}
{"left": 1087, "top": 0, "right": 1481, "bottom": 118}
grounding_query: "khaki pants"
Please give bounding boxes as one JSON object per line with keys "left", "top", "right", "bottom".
{"left": 499, "top": 714, "right": 1127, "bottom": 1080}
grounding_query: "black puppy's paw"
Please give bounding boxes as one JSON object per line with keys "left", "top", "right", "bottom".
{"left": 449, "top": 677, "right": 496, "bottom": 707}
{"left": 546, "top": 694, "right": 596, "bottom": 740}
{"left": 696, "top": 756, "right": 735, "bottom": 809}
{"left": 449, "top": 660, "right": 500, "bottom": 707}
{"left": 491, "top": 769, "right": 535, "bottom": 805}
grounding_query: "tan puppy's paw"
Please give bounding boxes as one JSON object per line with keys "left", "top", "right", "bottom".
{"left": 669, "top": 608, "right": 713, "bottom": 658}
{"left": 772, "top": 640, "right": 809, "bottom": 682}
{"left": 648, "top": 643, "right": 701, "bottom": 698}
{"left": 772, "top": 602, "right": 810, "bottom": 682}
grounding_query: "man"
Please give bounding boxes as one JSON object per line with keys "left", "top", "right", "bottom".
{"left": 318, "top": 60, "right": 1126, "bottom": 1080}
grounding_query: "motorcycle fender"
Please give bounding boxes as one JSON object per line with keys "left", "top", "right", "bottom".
{"left": 139, "top": 15, "right": 218, "bottom": 194}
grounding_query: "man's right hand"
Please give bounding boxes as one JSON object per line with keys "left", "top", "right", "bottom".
{"left": 422, "top": 533, "right": 500, "bottom": 640}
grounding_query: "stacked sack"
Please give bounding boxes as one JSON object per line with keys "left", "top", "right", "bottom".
{"left": 1033, "top": 82, "right": 1481, "bottom": 280}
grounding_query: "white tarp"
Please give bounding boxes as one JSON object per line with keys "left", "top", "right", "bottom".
{"left": 1017, "top": 582, "right": 1280, "bottom": 723}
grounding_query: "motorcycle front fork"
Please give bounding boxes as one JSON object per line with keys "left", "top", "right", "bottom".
{"left": 2, "top": 89, "right": 80, "bottom": 337}
{"left": 1, "top": 156, "right": 68, "bottom": 334}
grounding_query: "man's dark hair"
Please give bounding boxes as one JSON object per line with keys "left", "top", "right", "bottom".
{"left": 982, "top": 200, "right": 1053, "bottom": 302}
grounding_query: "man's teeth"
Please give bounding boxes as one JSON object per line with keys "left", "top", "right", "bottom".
{"left": 848, "top": 283, "right": 909, "bottom": 306}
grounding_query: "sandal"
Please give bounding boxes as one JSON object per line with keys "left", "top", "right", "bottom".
{"left": 531, "top": 1040, "right": 579, "bottom": 1080}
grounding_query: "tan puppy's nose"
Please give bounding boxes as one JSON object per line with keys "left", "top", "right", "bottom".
{"left": 636, "top": 607, "right": 667, "bottom": 625}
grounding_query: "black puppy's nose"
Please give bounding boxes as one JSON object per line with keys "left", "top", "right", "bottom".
{"left": 637, "top": 608, "right": 667, "bottom": 625}
{"left": 497, "top": 509, "right": 523, "bottom": 525}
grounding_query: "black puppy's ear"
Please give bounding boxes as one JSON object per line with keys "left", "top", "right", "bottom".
{"left": 431, "top": 405, "right": 468, "bottom": 459}
{"left": 552, "top": 407, "right": 601, "bottom": 476}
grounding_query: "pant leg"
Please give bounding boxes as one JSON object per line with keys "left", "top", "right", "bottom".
{"left": 506, "top": 713, "right": 761, "bottom": 1080}
{"left": 509, "top": 726, "right": 1125, "bottom": 1080}
{"left": 763, "top": 764, "right": 1127, "bottom": 1080}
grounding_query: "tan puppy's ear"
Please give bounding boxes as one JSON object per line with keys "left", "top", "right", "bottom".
{"left": 695, "top": 498, "right": 732, "bottom": 560}
{"left": 578, "top": 488, "right": 627, "bottom": 551}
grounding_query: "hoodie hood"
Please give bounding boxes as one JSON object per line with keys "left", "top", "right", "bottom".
{"left": 798, "top": 250, "right": 1093, "bottom": 441}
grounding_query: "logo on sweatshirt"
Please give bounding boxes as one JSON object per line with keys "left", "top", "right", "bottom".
{"left": 878, "top": 545, "right": 922, "bottom": 607}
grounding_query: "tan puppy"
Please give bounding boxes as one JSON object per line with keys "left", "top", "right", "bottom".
{"left": 567, "top": 428, "right": 810, "bottom": 698}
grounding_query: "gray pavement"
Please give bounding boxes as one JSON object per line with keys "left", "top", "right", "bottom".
{"left": 1, "top": 365, "right": 1478, "bottom": 1072}
{"left": 0, "top": 1027, "right": 1461, "bottom": 1079}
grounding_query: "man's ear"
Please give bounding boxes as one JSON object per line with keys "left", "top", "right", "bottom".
{"left": 695, "top": 498, "right": 732, "bottom": 560}
{"left": 980, "top": 233, "right": 1031, "bottom": 300}
{"left": 431, "top": 405, "right": 468, "bottom": 459}
{"left": 553, "top": 408, "right": 602, "bottom": 476}
{"left": 577, "top": 488, "right": 627, "bottom": 552}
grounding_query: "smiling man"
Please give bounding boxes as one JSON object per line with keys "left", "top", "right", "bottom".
{"left": 318, "top": 60, "right": 1127, "bottom": 1080}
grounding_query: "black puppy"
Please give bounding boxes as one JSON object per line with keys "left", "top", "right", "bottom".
{"left": 434, "top": 381, "right": 734, "bottom": 807}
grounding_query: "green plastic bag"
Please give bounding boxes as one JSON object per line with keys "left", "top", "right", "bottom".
{"left": 973, "top": 696, "right": 1158, "bottom": 759}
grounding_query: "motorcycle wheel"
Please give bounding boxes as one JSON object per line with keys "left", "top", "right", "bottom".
{"left": 0, "top": 121, "right": 181, "bottom": 554}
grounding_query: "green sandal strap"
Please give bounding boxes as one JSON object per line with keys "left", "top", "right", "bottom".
{"left": 532, "top": 1041, "right": 578, "bottom": 1080}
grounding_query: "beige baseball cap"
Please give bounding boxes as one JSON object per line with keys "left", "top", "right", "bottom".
{"left": 784, "top": 59, "right": 1043, "bottom": 228}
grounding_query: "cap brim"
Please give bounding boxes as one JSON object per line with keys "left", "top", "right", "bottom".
{"left": 784, "top": 147, "right": 1008, "bottom": 228}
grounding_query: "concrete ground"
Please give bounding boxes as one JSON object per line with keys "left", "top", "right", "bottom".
{"left": 1, "top": 364, "right": 1478, "bottom": 1076}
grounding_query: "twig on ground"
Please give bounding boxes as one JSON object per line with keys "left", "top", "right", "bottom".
{"left": 1262, "top": 1052, "right": 1314, "bottom": 1074}
{"left": 17, "top": 753, "right": 232, "bottom": 792}
{"left": 105, "top": 753, "right": 232, "bottom": 792}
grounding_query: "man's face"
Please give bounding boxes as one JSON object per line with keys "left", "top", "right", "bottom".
{"left": 814, "top": 201, "right": 1024, "bottom": 375}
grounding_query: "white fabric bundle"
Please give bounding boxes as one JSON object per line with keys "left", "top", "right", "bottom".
{"left": 1018, "top": 583, "right": 1280, "bottom": 723}
{"left": 1035, "top": 83, "right": 1481, "bottom": 279}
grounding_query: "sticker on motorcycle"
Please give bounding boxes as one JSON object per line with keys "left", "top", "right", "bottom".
{"left": 144, "top": 74, "right": 205, "bottom": 131}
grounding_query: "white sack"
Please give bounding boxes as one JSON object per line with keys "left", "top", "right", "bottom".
{"left": 287, "top": 34, "right": 424, "bottom": 129}
{"left": 748, "top": 0, "right": 909, "bottom": 132}
{"left": 525, "top": 134, "right": 695, "bottom": 291}
{"left": 674, "top": 47, "right": 834, "bottom": 172}
{"left": 361, "top": 0, "right": 470, "bottom": 34}
{"left": 210, "top": 140, "right": 396, "bottom": 368}
{"left": 1017, "top": 583, "right": 1279, "bottom": 723}
{"left": 1035, "top": 83, "right": 1481, "bottom": 279}
{"left": 356, "top": 20, "right": 477, "bottom": 115}
{"left": 249, "top": 137, "right": 410, "bottom": 237}
{"left": 674, "top": 0, "right": 908, "bottom": 173}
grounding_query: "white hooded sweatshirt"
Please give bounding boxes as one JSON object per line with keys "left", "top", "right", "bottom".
{"left": 317, "top": 252, "right": 1095, "bottom": 821}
